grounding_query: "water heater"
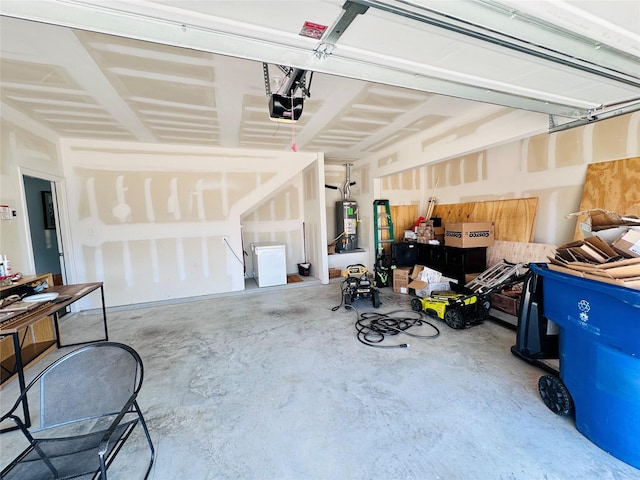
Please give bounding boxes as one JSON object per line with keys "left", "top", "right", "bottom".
{"left": 336, "top": 200, "right": 358, "bottom": 253}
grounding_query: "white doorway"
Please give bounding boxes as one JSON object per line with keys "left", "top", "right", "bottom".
{"left": 22, "top": 174, "right": 66, "bottom": 285}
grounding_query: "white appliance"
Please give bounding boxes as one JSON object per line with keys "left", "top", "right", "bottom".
{"left": 252, "top": 243, "right": 287, "bottom": 287}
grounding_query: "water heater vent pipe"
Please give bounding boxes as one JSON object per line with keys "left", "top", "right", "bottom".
{"left": 343, "top": 163, "right": 354, "bottom": 200}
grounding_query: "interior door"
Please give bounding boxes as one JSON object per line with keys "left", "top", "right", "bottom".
{"left": 22, "top": 175, "right": 66, "bottom": 285}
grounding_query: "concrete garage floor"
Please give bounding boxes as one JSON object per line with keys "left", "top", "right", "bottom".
{"left": 1, "top": 280, "right": 638, "bottom": 479}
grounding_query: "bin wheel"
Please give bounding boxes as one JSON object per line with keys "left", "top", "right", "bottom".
{"left": 444, "top": 309, "right": 465, "bottom": 329}
{"left": 538, "top": 375, "right": 574, "bottom": 417}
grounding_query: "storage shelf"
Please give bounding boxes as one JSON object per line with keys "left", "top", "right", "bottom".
{"left": 0, "top": 340, "right": 57, "bottom": 385}
{"left": 1, "top": 273, "right": 57, "bottom": 389}
{"left": 416, "top": 244, "right": 487, "bottom": 286}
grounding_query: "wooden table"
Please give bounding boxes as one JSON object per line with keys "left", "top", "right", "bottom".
{"left": 0, "top": 274, "right": 56, "bottom": 385}
{"left": 0, "top": 282, "right": 108, "bottom": 431}
{"left": 47, "top": 283, "right": 108, "bottom": 348}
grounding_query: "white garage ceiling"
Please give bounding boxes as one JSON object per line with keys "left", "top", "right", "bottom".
{"left": 1, "top": 0, "right": 639, "bottom": 163}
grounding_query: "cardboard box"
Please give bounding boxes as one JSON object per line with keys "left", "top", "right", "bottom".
{"left": 571, "top": 208, "right": 640, "bottom": 243}
{"left": 406, "top": 265, "right": 456, "bottom": 297}
{"left": 444, "top": 222, "right": 495, "bottom": 248}
{"left": 412, "top": 281, "right": 451, "bottom": 298}
{"left": 613, "top": 228, "right": 640, "bottom": 258}
{"left": 393, "top": 267, "right": 412, "bottom": 294}
{"left": 408, "top": 265, "right": 442, "bottom": 285}
{"left": 328, "top": 268, "right": 342, "bottom": 279}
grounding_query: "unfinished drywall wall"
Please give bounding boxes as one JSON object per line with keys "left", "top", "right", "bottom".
{"left": 302, "top": 159, "right": 328, "bottom": 282}
{"left": 59, "top": 138, "right": 319, "bottom": 307}
{"left": 0, "top": 120, "right": 61, "bottom": 274}
{"left": 374, "top": 105, "right": 548, "bottom": 179}
{"left": 377, "top": 111, "right": 640, "bottom": 246}
{"left": 242, "top": 178, "right": 305, "bottom": 278}
{"left": 234, "top": 159, "right": 327, "bottom": 283}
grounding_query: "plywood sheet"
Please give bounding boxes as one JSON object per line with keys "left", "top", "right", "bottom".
{"left": 487, "top": 240, "right": 557, "bottom": 267}
{"left": 573, "top": 158, "right": 640, "bottom": 240}
{"left": 432, "top": 198, "right": 538, "bottom": 242}
{"left": 390, "top": 205, "right": 418, "bottom": 241}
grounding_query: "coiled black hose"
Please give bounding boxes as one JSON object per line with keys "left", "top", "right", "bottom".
{"left": 353, "top": 307, "right": 440, "bottom": 348}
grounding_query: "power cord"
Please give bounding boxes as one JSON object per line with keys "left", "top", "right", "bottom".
{"left": 353, "top": 307, "right": 440, "bottom": 349}
{"left": 223, "top": 237, "right": 244, "bottom": 266}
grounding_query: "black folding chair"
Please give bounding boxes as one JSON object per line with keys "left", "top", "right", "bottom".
{"left": 0, "top": 342, "right": 155, "bottom": 479}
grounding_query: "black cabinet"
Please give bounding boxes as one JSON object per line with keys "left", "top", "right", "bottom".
{"left": 416, "top": 243, "right": 487, "bottom": 286}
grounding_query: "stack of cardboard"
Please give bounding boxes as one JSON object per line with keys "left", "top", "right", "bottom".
{"left": 555, "top": 236, "right": 620, "bottom": 264}
{"left": 570, "top": 208, "right": 640, "bottom": 244}
{"left": 549, "top": 210, "right": 640, "bottom": 289}
{"left": 416, "top": 220, "right": 434, "bottom": 244}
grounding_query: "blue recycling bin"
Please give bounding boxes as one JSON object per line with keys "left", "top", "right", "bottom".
{"left": 530, "top": 263, "right": 640, "bottom": 469}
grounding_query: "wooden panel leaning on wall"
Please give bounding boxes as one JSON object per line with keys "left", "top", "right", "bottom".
{"left": 487, "top": 241, "right": 557, "bottom": 268}
{"left": 390, "top": 204, "right": 418, "bottom": 242}
{"left": 432, "top": 197, "right": 538, "bottom": 243}
{"left": 573, "top": 157, "right": 640, "bottom": 241}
